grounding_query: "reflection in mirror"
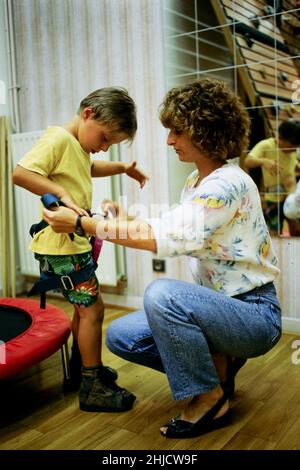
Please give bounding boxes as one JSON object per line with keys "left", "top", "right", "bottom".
{"left": 163, "top": 0, "right": 235, "bottom": 206}
{"left": 244, "top": 119, "right": 300, "bottom": 237}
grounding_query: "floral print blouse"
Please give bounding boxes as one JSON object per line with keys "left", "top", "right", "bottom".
{"left": 147, "top": 163, "right": 280, "bottom": 296}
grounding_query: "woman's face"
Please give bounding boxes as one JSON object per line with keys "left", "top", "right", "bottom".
{"left": 167, "top": 129, "right": 203, "bottom": 163}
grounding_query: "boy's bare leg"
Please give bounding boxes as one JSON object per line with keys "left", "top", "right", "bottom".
{"left": 66, "top": 296, "right": 119, "bottom": 393}
{"left": 76, "top": 295, "right": 136, "bottom": 412}
{"left": 72, "top": 306, "right": 80, "bottom": 342}
{"left": 77, "top": 296, "right": 104, "bottom": 367}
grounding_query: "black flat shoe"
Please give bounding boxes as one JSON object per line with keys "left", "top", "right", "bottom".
{"left": 222, "top": 357, "right": 247, "bottom": 398}
{"left": 161, "top": 393, "right": 231, "bottom": 439}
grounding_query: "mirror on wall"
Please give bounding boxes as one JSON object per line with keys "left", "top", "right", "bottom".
{"left": 243, "top": 134, "right": 300, "bottom": 237}
{"left": 164, "top": 0, "right": 300, "bottom": 236}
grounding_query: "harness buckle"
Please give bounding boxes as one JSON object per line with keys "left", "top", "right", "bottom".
{"left": 61, "top": 275, "right": 75, "bottom": 291}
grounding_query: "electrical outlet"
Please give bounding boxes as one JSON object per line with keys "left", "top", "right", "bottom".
{"left": 152, "top": 259, "right": 166, "bottom": 272}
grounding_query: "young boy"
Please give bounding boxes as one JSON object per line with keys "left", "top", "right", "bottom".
{"left": 12, "top": 87, "right": 147, "bottom": 412}
{"left": 244, "top": 118, "right": 300, "bottom": 235}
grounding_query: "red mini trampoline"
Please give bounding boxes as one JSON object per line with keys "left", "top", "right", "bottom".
{"left": 0, "top": 297, "right": 71, "bottom": 380}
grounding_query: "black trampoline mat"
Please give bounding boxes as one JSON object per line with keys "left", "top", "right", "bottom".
{"left": 0, "top": 305, "right": 33, "bottom": 343}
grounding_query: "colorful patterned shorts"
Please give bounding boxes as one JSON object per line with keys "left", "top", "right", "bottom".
{"left": 35, "top": 252, "right": 99, "bottom": 307}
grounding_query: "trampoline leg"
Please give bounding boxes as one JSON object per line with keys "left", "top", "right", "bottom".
{"left": 61, "top": 342, "right": 71, "bottom": 381}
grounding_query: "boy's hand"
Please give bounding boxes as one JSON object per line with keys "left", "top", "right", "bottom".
{"left": 262, "top": 159, "right": 280, "bottom": 176}
{"left": 124, "top": 161, "right": 149, "bottom": 188}
{"left": 60, "top": 193, "right": 89, "bottom": 216}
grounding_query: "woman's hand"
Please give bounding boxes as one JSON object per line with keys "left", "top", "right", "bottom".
{"left": 124, "top": 161, "right": 149, "bottom": 188}
{"left": 43, "top": 206, "right": 77, "bottom": 233}
{"left": 101, "top": 199, "right": 129, "bottom": 220}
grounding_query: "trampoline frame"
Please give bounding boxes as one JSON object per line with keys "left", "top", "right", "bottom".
{"left": 0, "top": 297, "right": 71, "bottom": 381}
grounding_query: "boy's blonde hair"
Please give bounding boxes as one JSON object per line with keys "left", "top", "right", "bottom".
{"left": 160, "top": 78, "right": 250, "bottom": 161}
{"left": 78, "top": 87, "right": 137, "bottom": 141}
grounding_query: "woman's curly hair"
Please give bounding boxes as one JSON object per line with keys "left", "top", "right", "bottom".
{"left": 159, "top": 78, "right": 250, "bottom": 161}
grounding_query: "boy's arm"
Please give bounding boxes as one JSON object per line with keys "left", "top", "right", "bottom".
{"left": 244, "top": 141, "right": 266, "bottom": 169}
{"left": 244, "top": 153, "right": 280, "bottom": 176}
{"left": 244, "top": 140, "right": 280, "bottom": 176}
{"left": 13, "top": 165, "right": 66, "bottom": 197}
{"left": 91, "top": 160, "right": 127, "bottom": 177}
{"left": 91, "top": 160, "right": 148, "bottom": 188}
{"left": 12, "top": 166, "right": 89, "bottom": 216}
{"left": 244, "top": 154, "right": 265, "bottom": 169}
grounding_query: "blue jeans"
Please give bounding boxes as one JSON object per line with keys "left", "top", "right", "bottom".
{"left": 106, "top": 279, "right": 282, "bottom": 400}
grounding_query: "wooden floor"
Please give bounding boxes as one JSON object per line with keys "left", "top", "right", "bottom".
{"left": 1, "top": 295, "right": 300, "bottom": 450}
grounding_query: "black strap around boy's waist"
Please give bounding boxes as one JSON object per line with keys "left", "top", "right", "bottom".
{"left": 30, "top": 220, "right": 49, "bottom": 238}
{"left": 27, "top": 262, "right": 97, "bottom": 297}
{"left": 29, "top": 193, "right": 74, "bottom": 240}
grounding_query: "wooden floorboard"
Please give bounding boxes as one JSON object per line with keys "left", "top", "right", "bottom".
{"left": 1, "top": 295, "right": 300, "bottom": 450}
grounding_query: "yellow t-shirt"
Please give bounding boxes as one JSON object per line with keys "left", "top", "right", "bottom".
{"left": 249, "top": 137, "right": 297, "bottom": 203}
{"left": 18, "top": 126, "right": 92, "bottom": 255}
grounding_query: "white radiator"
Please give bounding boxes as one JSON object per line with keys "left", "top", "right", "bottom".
{"left": 12, "top": 130, "right": 124, "bottom": 286}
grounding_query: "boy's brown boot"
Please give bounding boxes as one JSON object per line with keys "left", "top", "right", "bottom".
{"left": 79, "top": 365, "right": 136, "bottom": 412}
{"left": 63, "top": 339, "right": 118, "bottom": 392}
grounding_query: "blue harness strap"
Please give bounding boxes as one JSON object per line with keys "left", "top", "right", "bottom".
{"left": 27, "top": 261, "right": 98, "bottom": 297}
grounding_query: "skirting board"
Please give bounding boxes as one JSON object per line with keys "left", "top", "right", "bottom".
{"left": 282, "top": 317, "right": 300, "bottom": 335}
{"left": 102, "top": 293, "right": 143, "bottom": 310}
{"left": 0, "top": 276, "right": 25, "bottom": 297}
{"left": 97, "top": 299, "right": 300, "bottom": 335}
